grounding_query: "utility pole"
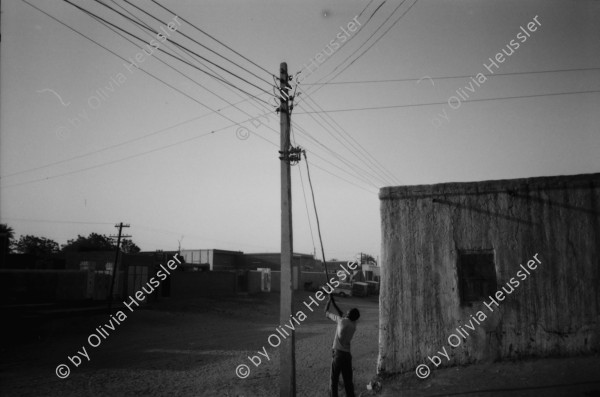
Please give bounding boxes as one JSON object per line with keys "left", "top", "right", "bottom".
{"left": 279, "top": 62, "right": 296, "bottom": 397}
{"left": 108, "top": 222, "right": 130, "bottom": 311}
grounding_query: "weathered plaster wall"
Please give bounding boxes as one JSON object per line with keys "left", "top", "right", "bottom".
{"left": 378, "top": 173, "right": 600, "bottom": 375}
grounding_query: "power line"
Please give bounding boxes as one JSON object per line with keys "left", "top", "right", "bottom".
{"left": 304, "top": 96, "right": 400, "bottom": 185}
{"left": 20, "top": 0, "right": 268, "bottom": 145}
{"left": 313, "top": 0, "right": 389, "bottom": 83}
{"left": 15, "top": 0, "right": 281, "bottom": 187}
{"left": 297, "top": 167, "right": 317, "bottom": 257}
{"left": 90, "top": 4, "right": 281, "bottom": 139}
{"left": 90, "top": 0, "right": 273, "bottom": 94}
{"left": 107, "top": 0, "right": 271, "bottom": 116}
{"left": 117, "top": 0, "right": 272, "bottom": 87}
{"left": 290, "top": 98, "right": 388, "bottom": 188}
{"left": 1, "top": 112, "right": 286, "bottom": 188}
{"left": 294, "top": 127, "right": 381, "bottom": 189}
{"left": 297, "top": 0, "right": 385, "bottom": 84}
{"left": 103, "top": 0, "right": 279, "bottom": 122}
{"left": 98, "top": 5, "right": 381, "bottom": 194}
{"left": 113, "top": 3, "right": 394, "bottom": 192}
{"left": 0, "top": 130, "right": 215, "bottom": 188}
{"left": 316, "top": 0, "right": 409, "bottom": 83}
{"left": 13, "top": 39, "right": 368, "bottom": 192}
{"left": 303, "top": 151, "right": 330, "bottom": 271}
{"left": 296, "top": 100, "right": 395, "bottom": 186}
{"left": 151, "top": 0, "right": 272, "bottom": 77}
{"left": 291, "top": 122, "right": 382, "bottom": 189}
{"left": 357, "top": 0, "right": 378, "bottom": 20}
{"left": 295, "top": 89, "right": 600, "bottom": 114}
{"left": 1, "top": 113, "right": 211, "bottom": 180}
{"left": 3, "top": 108, "right": 380, "bottom": 194}
{"left": 63, "top": 0, "right": 273, "bottom": 100}
{"left": 327, "top": 0, "right": 419, "bottom": 80}
{"left": 18, "top": 1, "right": 380, "bottom": 195}
{"left": 301, "top": 0, "right": 418, "bottom": 102}
{"left": 299, "top": 95, "right": 400, "bottom": 185}
{"left": 301, "top": 67, "right": 600, "bottom": 86}
{"left": 108, "top": 2, "right": 283, "bottom": 146}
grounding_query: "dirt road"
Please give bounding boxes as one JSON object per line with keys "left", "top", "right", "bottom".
{"left": 0, "top": 292, "right": 380, "bottom": 396}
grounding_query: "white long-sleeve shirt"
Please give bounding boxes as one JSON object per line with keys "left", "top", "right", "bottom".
{"left": 326, "top": 311, "right": 356, "bottom": 352}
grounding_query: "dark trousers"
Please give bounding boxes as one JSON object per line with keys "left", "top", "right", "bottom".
{"left": 330, "top": 349, "right": 354, "bottom": 397}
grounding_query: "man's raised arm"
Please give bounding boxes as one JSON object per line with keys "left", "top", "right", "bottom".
{"left": 325, "top": 294, "right": 343, "bottom": 318}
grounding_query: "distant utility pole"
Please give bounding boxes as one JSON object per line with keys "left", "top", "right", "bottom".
{"left": 108, "top": 222, "right": 130, "bottom": 311}
{"left": 279, "top": 62, "right": 296, "bottom": 397}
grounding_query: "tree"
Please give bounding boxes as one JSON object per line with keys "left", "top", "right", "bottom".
{"left": 358, "top": 253, "right": 377, "bottom": 265}
{"left": 14, "top": 235, "right": 59, "bottom": 256}
{"left": 61, "top": 232, "right": 141, "bottom": 253}
{"left": 0, "top": 224, "right": 15, "bottom": 240}
{"left": 61, "top": 233, "right": 115, "bottom": 252}
{"left": 0, "top": 224, "right": 15, "bottom": 252}
{"left": 120, "top": 239, "right": 140, "bottom": 254}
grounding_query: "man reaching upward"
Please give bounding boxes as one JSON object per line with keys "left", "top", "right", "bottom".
{"left": 325, "top": 294, "right": 360, "bottom": 397}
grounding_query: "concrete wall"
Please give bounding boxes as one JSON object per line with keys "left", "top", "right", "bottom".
{"left": 0, "top": 269, "right": 125, "bottom": 303}
{"left": 1, "top": 270, "right": 85, "bottom": 302}
{"left": 378, "top": 173, "right": 600, "bottom": 375}
{"left": 170, "top": 271, "right": 237, "bottom": 298}
{"left": 248, "top": 270, "right": 262, "bottom": 294}
{"left": 213, "top": 251, "right": 242, "bottom": 271}
{"left": 301, "top": 271, "right": 328, "bottom": 288}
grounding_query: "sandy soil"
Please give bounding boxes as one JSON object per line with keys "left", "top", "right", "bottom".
{"left": 2, "top": 293, "right": 599, "bottom": 396}
{"left": 0, "top": 292, "right": 380, "bottom": 397}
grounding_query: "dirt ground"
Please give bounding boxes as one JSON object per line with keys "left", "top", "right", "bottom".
{"left": 0, "top": 292, "right": 379, "bottom": 397}
{"left": 1, "top": 293, "right": 599, "bottom": 397}
{"left": 377, "top": 355, "right": 600, "bottom": 397}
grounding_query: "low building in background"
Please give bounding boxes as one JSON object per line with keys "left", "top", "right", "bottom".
{"left": 179, "top": 249, "right": 243, "bottom": 271}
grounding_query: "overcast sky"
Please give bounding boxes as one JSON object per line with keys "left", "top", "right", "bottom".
{"left": 1, "top": 0, "right": 599, "bottom": 260}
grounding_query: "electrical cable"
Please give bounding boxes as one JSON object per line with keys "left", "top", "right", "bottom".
{"left": 302, "top": 94, "right": 401, "bottom": 185}
{"left": 297, "top": 104, "right": 392, "bottom": 186}
{"left": 301, "top": 67, "right": 600, "bottom": 86}
{"left": 16, "top": 0, "right": 382, "bottom": 195}
{"left": 297, "top": 166, "right": 317, "bottom": 258}
{"left": 302, "top": 0, "right": 417, "bottom": 101}
{"left": 151, "top": 0, "right": 272, "bottom": 77}
{"left": 73, "top": 12, "right": 369, "bottom": 191}
{"left": 327, "top": 0, "right": 419, "bottom": 82}
{"left": 294, "top": 89, "right": 600, "bottom": 114}
{"left": 358, "top": 0, "right": 377, "bottom": 20}
{"left": 302, "top": 151, "right": 330, "bottom": 279}
{"left": 1, "top": 130, "right": 213, "bottom": 188}
{"left": 93, "top": 3, "right": 281, "bottom": 140}
{"left": 91, "top": 0, "right": 273, "bottom": 93}
{"left": 64, "top": 0, "right": 281, "bottom": 137}
{"left": 298, "top": 97, "right": 398, "bottom": 186}
{"left": 119, "top": 0, "right": 272, "bottom": 87}
{"left": 293, "top": 88, "right": 396, "bottom": 186}
{"left": 292, "top": 123, "right": 382, "bottom": 189}
{"left": 63, "top": 0, "right": 273, "bottom": 100}
{"left": 313, "top": 0, "right": 388, "bottom": 83}
{"left": 1, "top": 113, "right": 213, "bottom": 179}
